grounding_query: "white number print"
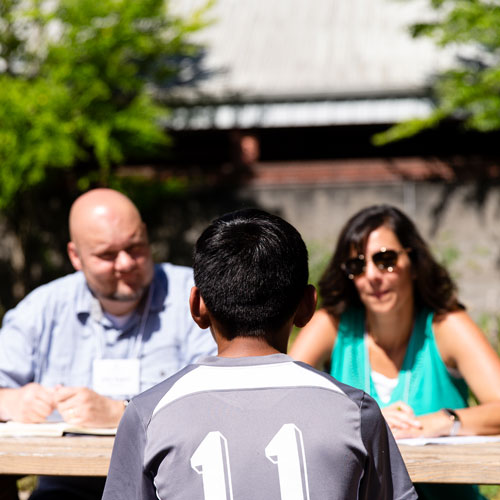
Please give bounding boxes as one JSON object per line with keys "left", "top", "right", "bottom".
{"left": 265, "top": 424, "right": 310, "bottom": 500}
{"left": 191, "top": 431, "right": 234, "bottom": 500}
{"left": 191, "top": 424, "right": 310, "bottom": 500}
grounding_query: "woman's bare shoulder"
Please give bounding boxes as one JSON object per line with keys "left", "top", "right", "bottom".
{"left": 288, "top": 309, "right": 339, "bottom": 367}
{"left": 432, "top": 309, "right": 493, "bottom": 367}
{"left": 432, "top": 309, "right": 477, "bottom": 336}
{"left": 310, "top": 308, "right": 340, "bottom": 330}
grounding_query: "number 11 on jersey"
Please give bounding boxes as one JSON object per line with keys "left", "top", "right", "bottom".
{"left": 191, "top": 424, "right": 310, "bottom": 500}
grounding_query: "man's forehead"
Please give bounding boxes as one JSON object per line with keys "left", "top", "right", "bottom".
{"left": 78, "top": 219, "right": 147, "bottom": 251}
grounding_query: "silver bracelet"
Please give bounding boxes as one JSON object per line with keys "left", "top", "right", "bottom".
{"left": 442, "top": 408, "right": 461, "bottom": 436}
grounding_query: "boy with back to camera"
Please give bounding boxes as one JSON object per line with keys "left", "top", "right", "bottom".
{"left": 102, "top": 209, "right": 417, "bottom": 500}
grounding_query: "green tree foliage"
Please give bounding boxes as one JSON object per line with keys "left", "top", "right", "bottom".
{"left": 0, "top": 0, "right": 222, "bottom": 313}
{"left": 373, "top": 0, "right": 500, "bottom": 145}
{"left": 0, "top": 0, "right": 209, "bottom": 207}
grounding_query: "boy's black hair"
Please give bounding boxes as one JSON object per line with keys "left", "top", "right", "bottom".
{"left": 194, "top": 208, "right": 309, "bottom": 339}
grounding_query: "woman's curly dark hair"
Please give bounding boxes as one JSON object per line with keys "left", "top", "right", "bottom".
{"left": 320, "top": 205, "right": 463, "bottom": 317}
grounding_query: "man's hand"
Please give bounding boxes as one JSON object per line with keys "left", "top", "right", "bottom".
{"left": 54, "top": 386, "right": 125, "bottom": 428}
{"left": 0, "top": 383, "right": 56, "bottom": 423}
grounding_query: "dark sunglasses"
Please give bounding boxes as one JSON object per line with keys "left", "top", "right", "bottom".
{"left": 341, "top": 247, "right": 410, "bottom": 279}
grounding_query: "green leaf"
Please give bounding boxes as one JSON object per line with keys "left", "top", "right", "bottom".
{"left": 375, "top": 0, "right": 500, "bottom": 144}
{"left": 0, "top": 0, "right": 212, "bottom": 207}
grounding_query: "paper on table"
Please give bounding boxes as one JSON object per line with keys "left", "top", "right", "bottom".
{"left": 397, "top": 435, "right": 500, "bottom": 446}
{"left": 0, "top": 421, "right": 117, "bottom": 437}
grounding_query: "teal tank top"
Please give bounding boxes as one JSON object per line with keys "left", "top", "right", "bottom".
{"left": 330, "top": 307, "right": 468, "bottom": 412}
{"left": 331, "top": 307, "right": 484, "bottom": 500}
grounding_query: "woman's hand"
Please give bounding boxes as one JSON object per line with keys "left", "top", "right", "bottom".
{"left": 382, "top": 401, "right": 422, "bottom": 434}
{"left": 391, "top": 410, "right": 461, "bottom": 439}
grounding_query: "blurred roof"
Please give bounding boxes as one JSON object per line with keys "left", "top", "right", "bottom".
{"left": 167, "top": 0, "right": 453, "bottom": 129}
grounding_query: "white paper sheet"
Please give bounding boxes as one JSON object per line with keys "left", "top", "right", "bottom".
{"left": 0, "top": 421, "right": 116, "bottom": 437}
{"left": 397, "top": 435, "right": 500, "bottom": 446}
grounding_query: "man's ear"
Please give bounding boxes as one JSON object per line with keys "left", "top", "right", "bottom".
{"left": 67, "top": 242, "right": 82, "bottom": 271}
{"left": 189, "top": 287, "right": 212, "bottom": 330}
{"left": 293, "top": 285, "right": 317, "bottom": 328}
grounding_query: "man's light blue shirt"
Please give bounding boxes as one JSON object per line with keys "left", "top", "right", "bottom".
{"left": 0, "top": 263, "right": 216, "bottom": 399}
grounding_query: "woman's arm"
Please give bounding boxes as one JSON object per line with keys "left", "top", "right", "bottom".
{"left": 435, "top": 310, "right": 500, "bottom": 434}
{"left": 396, "top": 310, "right": 500, "bottom": 438}
{"left": 288, "top": 309, "right": 339, "bottom": 370}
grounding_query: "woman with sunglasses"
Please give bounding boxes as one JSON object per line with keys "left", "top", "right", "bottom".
{"left": 290, "top": 204, "right": 500, "bottom": 499}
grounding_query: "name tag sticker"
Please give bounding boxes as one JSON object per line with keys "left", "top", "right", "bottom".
{"left": 92, "top": 359, "right": 140, "bottom": 396}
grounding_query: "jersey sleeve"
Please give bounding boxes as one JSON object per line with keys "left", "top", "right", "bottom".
{"left": 102, "top": 400, "right": 157, "bottom": 500}
{"left": 358, "top": 393, "right": 417, "bottom": 500}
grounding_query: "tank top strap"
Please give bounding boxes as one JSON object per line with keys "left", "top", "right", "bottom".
{"left": 330, "top": 307, "right": 366, "bottom": 390}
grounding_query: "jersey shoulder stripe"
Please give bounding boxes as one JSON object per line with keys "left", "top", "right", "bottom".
{"left": 152, "top": 360, "right": 346, "bottom": 416}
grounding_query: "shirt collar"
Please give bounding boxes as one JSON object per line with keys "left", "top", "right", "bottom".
{"left": 149, "top": 264, "right": 170, "bottom": 313}
{"left": 75, "top": 272, "right": 94, "bottom": 316}
{"left": 197, "top": 353, "right": 292, "bottom": 367}
{"left": 74, "top": 271, "right": 149, "bottom": 330}
{"left": 76, "top": 264, "right": 172, "bottom": 315}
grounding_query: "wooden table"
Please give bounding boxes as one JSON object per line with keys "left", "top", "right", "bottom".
{"left": 0, "top": 436, "right": 500, "bottom": 484}
{"left": 0, "top": 436, "right": 113, "bottom": 477}
{"left": 399, "top": 441, "right": 500, "bottom": 484}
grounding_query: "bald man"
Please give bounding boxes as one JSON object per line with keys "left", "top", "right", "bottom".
{"left": 0, "top": 189, "right": 216, "bottom": 500}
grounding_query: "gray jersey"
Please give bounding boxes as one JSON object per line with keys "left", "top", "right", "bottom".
{"left": 103, "top": 354, "right": 417, "bottom": 500}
